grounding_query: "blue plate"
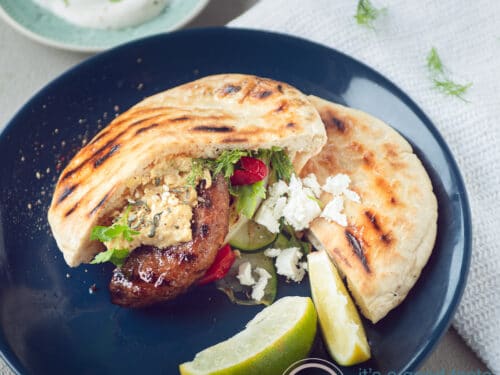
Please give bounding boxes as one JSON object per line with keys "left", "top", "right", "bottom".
{"left": 0, "top": 0, "right": 208, "bottom": 52}
{"left": 0, "top": 28, "right": 471, "bottom": 374}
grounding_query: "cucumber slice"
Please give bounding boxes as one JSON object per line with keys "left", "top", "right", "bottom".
{"left": 215, "top": 252, "right": 277, "bottom": 306}
{"left": 229, "top": 220, "right": 277, "bottom": 252}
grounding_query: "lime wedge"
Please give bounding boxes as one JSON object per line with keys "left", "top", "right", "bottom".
{"left": 179, "top": 296, "right": 317, "bottom": 375}
{"left": 307, "top": 250, "right": 371, "bottom": 366}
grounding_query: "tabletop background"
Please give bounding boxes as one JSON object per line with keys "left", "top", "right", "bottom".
{"left": 0, "top": 0, "right": 489, "bottom": 373}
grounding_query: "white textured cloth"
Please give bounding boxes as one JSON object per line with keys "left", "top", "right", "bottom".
{"left": 230, "top": 0, "right": 500, "bottom": 372}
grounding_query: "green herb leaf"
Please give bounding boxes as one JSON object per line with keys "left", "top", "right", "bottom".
{"left": 187, "top": 159, "right": 208, "bottom": 187}
{"left": 90, "top": 248, "right": 129, "bottom": 267}
{"left": 268, "top": 147, "right": 294, "bottom": 183}
{"left": 213, "top": 150, "right": 249, "bottom": 178}
{"left": 232, "top": 180, "right": 267, "bottom": 218}
{"left": 427, "top": 47, "right": 444, "bottom": 74}
{"left": 426, "top": 47, "right": 472, "bottom": 101}
{"left": 90, "top": 206, "right": 139, "bottom": 243}
{"left": 355, "top": 0, "right": 386, "bottom": 29}
{"left": 432, "top": 79, "right": 472, "bottom": 101}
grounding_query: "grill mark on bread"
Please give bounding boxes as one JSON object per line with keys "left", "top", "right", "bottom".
{"left": 89, "top": 191, "right": 112, "bottom": 216}
{"left": 192, "top": 125, "right": 234, "bottom": 133}
{"left": 381, "top": 233, "right": 392, "bottom": 244}
{"left": 222, "top": 84, "right": 241, "bottom": 95}
{"left": 94, "top": 144, "right": 120, "bottom": 168}
{"left": 135, "top": 123, "right": 159, "bottom": 135}
{"left": 287, "top": 122, "right": 295, "bottom": 128}
{"left": 57, "top": 184, "right": 77, "bottom": 204}
{"left": 171, "top": 116, "right": 189, "bottom": 122}
{"left": 253, "top": 90, "right": 273, "bottom": 99}
{"left": 275, "top": 102, "right": 288, "bottom": 112}
{"left": 64, "top": 203, "right": 78, "bottom": 217}
{"left": 365, "top": 211, "right": 381, "bottom": 231}
{"left": 61, "top": 116, "right": 161, "bottom": 181}
{"left": 364, "top": 210, "right": 393, "bottom": 245}
{"left": 345, "top": 229, "right": 370, "bottom": 273}
{"left": 321, "top": 110, "right": 347, "bottom": 132}
{"left": 277, "top": 84, "right": 284, "bottom": 93}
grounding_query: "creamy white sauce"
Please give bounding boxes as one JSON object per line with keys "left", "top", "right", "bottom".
{"left": 33, "top": 0, "right": 169, "bottom": 29}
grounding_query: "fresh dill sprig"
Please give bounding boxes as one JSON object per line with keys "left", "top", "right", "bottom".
{"left": 426, "top": 47, "right": 445, "bottom": 74}
{"left": 426, "top": 47, "right": 472, "bottom": 101}
{"left": 355, "top": 0, "right": 386, "bottom": 29}
{"left": 432, "top": 79, "right": 472, "bottom": 101}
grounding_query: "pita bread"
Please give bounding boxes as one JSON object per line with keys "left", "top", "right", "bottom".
{"left": 301, "top": 96, "right": 438, "bottom": 323}
{"left": 48, "top": 74, "right": 326, "bottom": 267}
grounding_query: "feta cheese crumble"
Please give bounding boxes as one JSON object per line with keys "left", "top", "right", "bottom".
{"left": 282, "top": 175, "right": 322, "bottom": 231}
{"left": 255, "top": 172, "right": 361, "bottom": 233}
{"left": 236, "top": 262, "right": 272, "bottom": 302}
{"left": 302, "top": 174, "right": 322, "bottom": 198}
{"left": 322, "top": 174, "right": 360, "bottom": 203}
{"left": 320, "top": 196, "right": 347, "bottom": 227}
{"left": 251, "top": 267, "right": 272, "bottom": 301}
{"left": 265, "top": 247, "right": 307, "bottom": 282}
{"left": 236, "top": 262, "right": 255, "bottom": 286}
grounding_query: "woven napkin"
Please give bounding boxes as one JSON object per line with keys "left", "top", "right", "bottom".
{"left": 230, "top": 0, "right": 500, "bottom": 372}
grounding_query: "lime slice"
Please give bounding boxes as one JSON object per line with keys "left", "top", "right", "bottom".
{"left": 228, "top": 220, "right": 277, "bottom": 252}
{"left": 307, "top": 250, "right": 371, "bottom": 366}
{"left": 179, "top": 296, "right": 317, "bottom": 375}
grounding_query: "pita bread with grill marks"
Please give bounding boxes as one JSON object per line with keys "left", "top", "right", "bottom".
{"left": 301, "top": 96, "right": 438, "bottom": 324}
{"left": 48, "top": 74, "right": 327, "bottom": 267}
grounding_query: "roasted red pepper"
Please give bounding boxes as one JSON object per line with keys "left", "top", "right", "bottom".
{"left": 198, "top": 244, "right": 236, "bottom": 285}
{"left": 230, "top": 157, "right": 268, "bottom": 186}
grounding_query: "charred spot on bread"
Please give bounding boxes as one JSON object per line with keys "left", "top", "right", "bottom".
{"left": 321, "top": 110, "right": 347, "bottom": 133}
{"left": 94, "top": 144, "right": 120, "bottom": 168}
{"left": 171, "top": 116, "right": 190, "bottom": 122}
{"left": 192, "top": 125, "right": 234, "bottom": 133}
{"left": 345, "top": 229, "right": 370, "bottom": 273}
{"left": 135, "top": 123, "right": 159, "bottom": 135}
{"left": 57, "top": 184, "right": 77, "bottom": 204}
{"left": 89, "top": 191, "right": 112, "bottom": 216}
{"left": 222, "top": 84, "right": 241, "bottom": 95}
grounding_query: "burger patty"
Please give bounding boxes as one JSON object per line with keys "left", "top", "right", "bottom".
{"left": 109, "top": 175, "right": 229, "bottom": 308}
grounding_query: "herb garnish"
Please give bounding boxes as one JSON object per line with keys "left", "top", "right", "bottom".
{"left": 213, "top": 150, "right": 249, "bottom": 178}
{"left": 267, "top": 147, "right": 294, "bottom": 183}
{"left": 90, "top": 207, "right": 139, "bottom": 267}
{"left": 426, "top": 47, "right": 472, "bottom": 101}
{"left": 90, "top": 207, "right": 139, "bottom": 243}
{"left": 90, "top": 248, "right": 129, "bottom": 267}
{"left": 355, "top": 0, "right": 386, "bottom": 29}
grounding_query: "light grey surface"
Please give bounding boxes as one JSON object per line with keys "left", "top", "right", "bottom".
{"left": 0, "top": 0, "right": 490, "bottom": 373}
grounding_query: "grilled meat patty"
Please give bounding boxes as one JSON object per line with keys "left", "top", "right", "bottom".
{"left": 109, "top": 175, "right": 229, "bottom": 308}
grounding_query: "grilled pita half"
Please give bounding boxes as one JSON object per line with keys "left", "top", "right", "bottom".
{"left": 301, "top": 96, "right": 438, "bottom": 323}
{"left": 48, "top": 74, "right": 326, "bottom": 267}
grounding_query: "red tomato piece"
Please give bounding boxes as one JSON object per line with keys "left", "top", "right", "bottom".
{"left": 198, "top": 244, "right": 236, "bottom": 285}
{"left": 230, "top": 157, "right": 268, "bottom": 186}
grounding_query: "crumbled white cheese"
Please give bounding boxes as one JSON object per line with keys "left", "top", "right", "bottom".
{"left": 274, "top": 247, "right": 306, "bottom": 282}
{"left": 322, "top": 174, "right": 351, "bottom": 195}
{"left": 251, "top": 267, "right": 272, "bottom": 301}
{"left": 236, "top": 262, "right": 256, "bottom": 286}
{"left": 263, "top": 248, "right": 281, "bottom": 258}
{"left": 302, "top": 174, "right": 322, "bottom": 198}
{"left": 322, "top": 173, "right": 360, "bottom": 203}
{"left": 256, "top": 172, "right": 360, "bottom": 233}
{"left": 269, "top": 180, "right": 289, "bottom": 197}
{"left": 321, "top": 196, "right": 347, "bottom": 227}
{"left": 282, "top": 175, "right": 321, "bottom": 231}
{"left": 343, "top": 189, "right": 361, "bottom": 203}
